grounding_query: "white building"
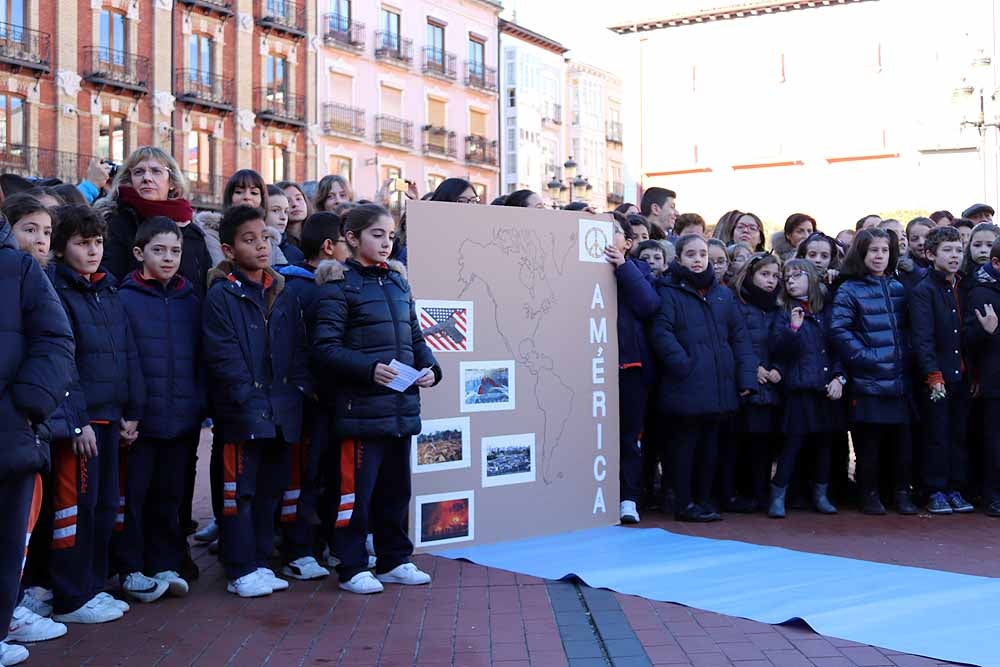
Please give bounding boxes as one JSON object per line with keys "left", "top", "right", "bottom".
{"left": 567, "top": 60, "right": 625, "bottom": 209}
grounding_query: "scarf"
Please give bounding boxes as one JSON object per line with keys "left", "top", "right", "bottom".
{"left": 670, "top": 261, "right": 716, "bottom": 291}
{"left": 897, "top": 254, "right": 915, "bottom": 273}
{"left": 977, "top": 261, "right": 1000, "bottom": 285}
{"left": 118, "top": 186, "right": 193, "bottom": 224}
{"left": 740, "top": 282, "right": 779, "bottom": 311}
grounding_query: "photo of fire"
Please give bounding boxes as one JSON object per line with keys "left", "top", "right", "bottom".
{"left": 417, "top": 492, "right": 474, "bottom": 547}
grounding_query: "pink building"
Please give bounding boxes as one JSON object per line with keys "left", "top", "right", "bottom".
{"left": 316, "top": 0, "right": 501, "bottom": 207}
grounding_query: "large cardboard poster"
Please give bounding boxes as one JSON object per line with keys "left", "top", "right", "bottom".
{"left": 405, "top": 201, "right": 621, "bottom": 551}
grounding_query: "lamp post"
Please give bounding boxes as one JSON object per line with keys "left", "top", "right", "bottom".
{"left": 546, "top": 156, "right": 590, "bottom": 208}
{"left": 956, "top": 49, "right": 1000, "bottom": 203}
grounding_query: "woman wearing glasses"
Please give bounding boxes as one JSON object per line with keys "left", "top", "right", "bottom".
{"left": 714, "top": 210, "right": 766, "bottom": 252}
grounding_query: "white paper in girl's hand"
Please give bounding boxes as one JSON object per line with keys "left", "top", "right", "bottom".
{"left": 386, "top": 359, "right": 432, "bottom": 392}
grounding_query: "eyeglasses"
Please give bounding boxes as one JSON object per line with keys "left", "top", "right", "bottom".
{"left": 785, "top": 272, "right": 806, "bottom": 283}
{"left": 734, "top": 223, "right": 758, "bottom": 233}
{"left": 456, "top": 195, "right": 481, "bottom": 204}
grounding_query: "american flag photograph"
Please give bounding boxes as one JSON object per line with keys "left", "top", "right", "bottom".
{"left": 416, "top": 300, "right": 474, "bottom": 353}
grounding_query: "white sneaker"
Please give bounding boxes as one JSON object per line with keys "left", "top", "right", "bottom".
{"left": 7, "top": 606, "right": 67, "bottom": 642}
{"left": 0, "top": 641, "right": 28, "bottom": 666}
{"left": 122, "top": 572, "right": 169, "bottom": 603}
{"left": 95, "top": 592, "right": 130, "bottom": 613}
{"left": 620, "top": 500, "right": 640, "bottom": 524}
{"left": 153, "top": 570, "right": 190, "bottom": 597}
{"left": 52, "top": 596, "right": 123, "bottom": 624}
{"left": 282, "top": 557, "right": 330, "bottom": 581}
{"left": 323, "top": 547, "right": 341, "bottom": 568}
{"left": 339, "top": 571, "right": 383, "bottom": 595}
{"left": 255, "top": 568, "right": 289, "bottom": 591}
{"left": 376, "top": 563, "right": 431, "bottom": 586}
{"left": 227, "top": 571, "right": 272, "bottom": 598}
{"left": 193, "top": 519, "right": 218, "bottom": 543}
{"left": 19, "top": 588, "right": 52, "bottom": 618}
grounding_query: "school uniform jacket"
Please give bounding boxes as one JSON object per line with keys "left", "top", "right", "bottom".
{"left": 615, "top": 258, "right": 660, "bottom": 385}
{"left": 770, "top": 303, "right": 844, "bottom": 392}
{"left": 51, "top": 262, "right": 145, "bottom": 426}
{"left": 0, "top": 222, "right": 75, "bottom": 480}
{"left": 202, "top": 261, "right": 309, "bottom": 444}
{"left": 830, "top": 275, "right": 911, "bottom": 397}
{"left": 964, "top": 264, "right": 1000, "bottom": 398}
{"left": 648, "top": 272, "right": 757, "bottom": 416}
{"left": 736, "top": 299, "right": 780, "bottom": 407}
{"left": 311, "top": 259, "right": 441, "bottom": 439}
{"left": 119, "top": 271, "right": 204, "bottom": 439}
{"left": 909, "top": 270, "right": 966, "bottom": 385}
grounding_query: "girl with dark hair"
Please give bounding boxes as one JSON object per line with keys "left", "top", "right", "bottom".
{"left": 504, "top": 189, "right": 546, "bottom": 208}
{"left": 930, "top": 210, "right": 954, "bottom": 226}
{"left": 906, "top": 217, "right": 934, "bottom": 269}
{"left": 312, "top": 204, "right": 442, "bottom": 594}
{"left": 490, "top": 195, "right": 508, "bottom": 206}
{"left": 615, "top": 202, "right": 639, "bottom": 216}
{"left": 430, "top": 178, "right": 476, "bottom": 203}
{"left": 963, "top": 222, "right": 1000, "bottom": 279}
{"left": 223, "top": 169, "right": 268, "bottom": 212}
{"left": 796, "top": 232, "right": 840, "bottom": 283}
{"left": 265, "top": 185, "right": 304, "bottom": 265}
{"left": 314, "top": 175, "right": 354, "bottom": 212}
{"left": 830, "top": 228, "right": 917, "bottom": 516}
{"left": 768, "top": 259, "right": 844, "bottom": 517}
{"left": 2, "top": 192, "right": 54, "bottom": 267}
{"left": 563, "top": 201, "right": 595, "bottom": 213}
{"left": 276, "top": 181, "right": 312, "bottom": 247}
{"left": 648, "top": 235, "right": 757, "bottom": 522}
{"left": 724, "top": 253, "right": 783, "bottom": 513}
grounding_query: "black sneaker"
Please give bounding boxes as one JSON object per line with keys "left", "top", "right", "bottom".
{"left": 696, "top": 502, "right": 722, "bottom": 522}
{"left": 927, "top": 492, "right": 952, "bottom": 515}
{"left": 946, "top": 491, "right": 974, "bottom": 513}
{"left": 675, "top": 503, "right": 715, "bottom": 522}
{"left": 894, "top": 490, "right": 919, "bottom": 516}
{"left": 723, "top": 496, "right": 757, "bottom": 513}
{"left": 987, "top": 501, "right": 1000, "bottom": 517}
{"left": 861, "top": 491, "right": 886, "bottom": 515}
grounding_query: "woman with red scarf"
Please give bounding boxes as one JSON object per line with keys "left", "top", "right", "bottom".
{"left": 98, "top": 147, "right": 212, "bottom": 297}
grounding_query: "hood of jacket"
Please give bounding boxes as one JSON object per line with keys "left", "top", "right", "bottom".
{"left": 207, "top": 259, "right": 285, "bottom": 311}
{"left": 0, "top": 220, "right": 16, "bottom": 250}
{"left": 771, "top": 231, "right": 796, "bottom": 260}
{"left": 278, "top": 263, "right": 315, "bottom": 280}
{"left": 194, "top": 210, "right": 222, "bottom": 232}
{"left": 315, "top": 258, "right": 407, "bottom": 285}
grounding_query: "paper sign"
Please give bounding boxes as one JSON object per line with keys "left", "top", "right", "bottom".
{"left": 385, "top": 359, "right": 431, "bottom": 392}
{"left": 578, "top": 219, "right": 614, "bottom": 263}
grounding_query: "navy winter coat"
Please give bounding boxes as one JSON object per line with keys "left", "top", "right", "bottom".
{"left": 103, "top": 202, "right": 213, "bottom": 296}
{"left": 615, "top": 259, "right": 660, "bottom": 385}
{"left": 0, "top": 223, "right": 75, "bottom": 480}
{"left": 51, "top": 262, "right": 144, "bottom": 424}
{"left": 119, "top": 271, "right": 204, "bottom": 438}
{"left": 909, "top": 270, "right": 966, "bottom": 384}
{"left": 311, "top": 259, "right": 441, "bottom": 439}
{"left": 202, "top": 262, "right": 310, "bottom": 444}
{"left": 278, "top": 262, "right": 321, "bottom": 325}
{"left": 895, "top": 263, "right": 928, "bottom": 299}
{"left": 736, "top": 300, "right": 780, "bottom": 407}
{"left": 964, "top": 265, "right": 1000, "bottom": 398}
{"left": 770, "top": 303, "right": 843, "bottom": 392}
{"left": 280, "top": 237, "right": 305, "bottom": 266}
{"left": 830, "top": 275, "right": 910, "bottom": 397}
{"left": 648, "top": 273, "right": 757, "bottom": 416}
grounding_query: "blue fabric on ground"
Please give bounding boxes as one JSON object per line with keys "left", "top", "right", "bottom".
{"left": 439, "top": 526, "right": 999, "bottom": 666}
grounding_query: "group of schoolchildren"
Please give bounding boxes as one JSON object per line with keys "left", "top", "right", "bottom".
{"left": 0, "top": 149, "right": 440, "bottom": 666}
{"left": 611, "top": 189, "right": 1000, "bottom": 526}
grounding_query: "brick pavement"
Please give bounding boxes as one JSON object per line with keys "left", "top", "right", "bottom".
{"left": 21, "top": 434, "right": 976, "bottom": 666}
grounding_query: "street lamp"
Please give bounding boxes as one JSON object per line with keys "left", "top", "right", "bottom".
{"left": 955, "top": 48, "right": 1000, "bottom": 203}
{"left": 547, "top": 156, "right": 591, "bottom": 207}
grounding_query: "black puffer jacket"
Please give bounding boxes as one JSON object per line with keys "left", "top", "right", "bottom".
{"left": 103, "top": 201, "right": 213, "bottom": 296}
{"left": 311, "top": 259, "right": 441, "bottom": 439}
{"left": 0, "top": 223, "right": 75, "bottom": 479}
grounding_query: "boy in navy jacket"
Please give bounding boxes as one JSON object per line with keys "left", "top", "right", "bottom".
{"left": 964, "top": 238, "right": 1000, "bottom": 516}
{"left": 606, "top": 216, "right": 659, "bottom": 524}
{"left": 203, "top": 205, "right": 309, "bottom": 598}
{"left": 115, "top": 217, "right": 204, "bottom": 602}
{"left": 275, "top": 211, "right": 347, "bottom": 581}
{"left": 910, "top": 226, "right": 973, "bottom": 515}
{"left": 0, "top": 219, "right": 75, "bottom": 664}
{"left": 48, "top": 204, "right": 144, "bottom": 625}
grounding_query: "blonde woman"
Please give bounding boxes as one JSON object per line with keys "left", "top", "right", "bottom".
{"left": 98, "top": 146, "right": 213, "bottom": 297}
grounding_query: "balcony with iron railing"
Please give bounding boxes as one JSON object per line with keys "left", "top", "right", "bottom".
{"left": 465, "top": 135, "right": 497, "bottom": 166}
{"left": 322, "top": 14, "right": 364, "bottom": 52}
{"left": 322, "top": 102, "right": 365, "bottom": 139}
{"left": 254, "top": 87, "right": 306, "bottom": 126}
{"left": 177, "top": 0, "right": 233, "bottom": 16}
{"left": 175, "top": 69, "right": 234, "bottom": 112}
{"left": 542, "top": 102, "right": 562, "bottom": 125}
{"left": 257, "top": 0, "right": 306, "bottom": 38}
{"left": 465, "top": 62, "right": 497, "bottom": 93}
{"left": 375, "top": 115, "right": 413, "bottom": 148}
{"left": 0, "top": 145, "right": 95, "bottom": 183}
{"left": 607, "top": 181, "right": 625, "bottom": 205}
{"left": 606, "top": 121, "right": 623, "bottom": 144}
{"left": 0, "top": 23, "right": 50, "bottom": 72}
{"left": 422, "top": 47, "right": 456, "bottom": 81}
{"left": 81, "top": 46, "right": 149, "bottom": 94}
{"left": 422, "top": 126, "right": 456, "bottom": 159}
{"left": 186, "top": 174, "right": 225, "bottom": 210}
{"left": 374, "top": 31, "right": 412, "bottom": 68}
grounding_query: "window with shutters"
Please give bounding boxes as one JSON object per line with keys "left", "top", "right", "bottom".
{"left": 469, "top": 109, "right": 486, "bottom": 138}
{"left": 328, "top": 154, "right": 351, "bottom": 182}
{"left": 264, "top": 143, "right": 287, "bottom": 183}
{"left": 381, "top": 85, "right": 402, "bottom": 117}
{"left": 426, "top": 97, "right": 447, "bottom": 153}
{"left": 98, "top": 111, "right": 127, "bottom": 162}
{"left": 186, "top": 129, "right": 213, "bottom": 186}
{"left": 426, "top": 172, "right": 444, "bottom": 194}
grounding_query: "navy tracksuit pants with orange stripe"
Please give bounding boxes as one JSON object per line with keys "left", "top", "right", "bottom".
{"left": 215, "top": 439, "right": 290, "bottom": 581}
{"left": 115, "top": 433, "right": 196, "bottom": 575}
{"left": 0, "top": 472, "right": 43, "bottom": 632}
{"left": 49, "top": 422, "right": 119, "bottom": 614}
{"left": 333, "top": 437, "right": 412, "bottom": 582}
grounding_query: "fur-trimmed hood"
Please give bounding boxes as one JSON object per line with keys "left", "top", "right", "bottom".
{"left": 206, "top": 259, "right": 286, "bottom": 313}
{"left": 771, "top": 231, "right": 796, "bottom": 261}
{"left": 315, "top": 259, "right": 407, "bottom": 285}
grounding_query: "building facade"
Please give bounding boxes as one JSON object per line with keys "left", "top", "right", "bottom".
{"left": 0, "top": 0, "right": 318, "bottom": 210}
{"left": 566, "top": 60, "right": 624, "bottom": 209}
{"left": 315, "top": 0, "right": 501, "bottom": 209}
{"left": 609, "top": 0, "right": 1000, "bottom": 229}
